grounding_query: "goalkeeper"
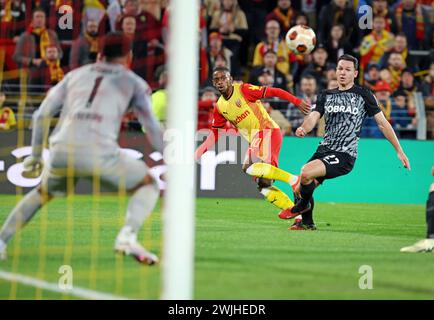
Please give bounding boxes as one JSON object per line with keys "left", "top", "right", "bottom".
{"left": 195, "top": 67, "right": 311, "bottom": 217}
{"left": 0, "top": 32, "right": 162, "bottom": 265}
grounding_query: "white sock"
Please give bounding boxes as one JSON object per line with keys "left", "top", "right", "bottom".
{"left": 124, "top": 182, "right": 159, "bottom": 235}
{"left": 0, "top": 188, "right": 44, "bottom": 244}
{"left": 289, "top": 175, "right": 299, "bottom": 186}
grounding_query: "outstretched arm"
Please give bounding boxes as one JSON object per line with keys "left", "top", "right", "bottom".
{"left": 374, "top": 112, "right": 411, "bottom": 170}
{"left": 195, "top": 104, "right": 226, "bottom": 160}
{"left": 195, "top": 127, "right": 221, "bottom": 160}
{"left": 295, "top": 111, "right": 321, "bottom": 137}
{"left": 263, "top": 87, "right": 310, "bottom": 114}
{"left": 240, "top": 84, "right": 311, "bottom": 114}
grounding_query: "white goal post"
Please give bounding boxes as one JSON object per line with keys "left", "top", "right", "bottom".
{"left": 162, "top": 0, "right": 199, "bottom": 299}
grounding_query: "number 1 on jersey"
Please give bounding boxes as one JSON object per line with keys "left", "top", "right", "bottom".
{"left": 86, "top": 76, "right": 104, "bottom": 108}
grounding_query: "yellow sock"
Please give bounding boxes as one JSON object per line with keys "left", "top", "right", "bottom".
{"left": 260, "top": 186, "right": 294, "bottom": 209}
{"left": 246, "top": 163, "right": 299, "bottom": 186}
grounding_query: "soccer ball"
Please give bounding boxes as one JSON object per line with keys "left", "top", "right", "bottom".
{"left": 285, "top": 25, "right": 316, "bottom": 55}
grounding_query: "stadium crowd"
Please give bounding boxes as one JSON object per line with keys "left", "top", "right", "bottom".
{"left": 0, "top": 0, "right": 433, "bottom": 139}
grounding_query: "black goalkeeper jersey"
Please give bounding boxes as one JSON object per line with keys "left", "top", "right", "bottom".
{"left": 313, "top": 85, "right": 382, "bottom": 158}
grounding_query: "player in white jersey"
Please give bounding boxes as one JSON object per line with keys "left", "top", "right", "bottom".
{"left": 0, "top": 32, "right": 163, "bottom": 265}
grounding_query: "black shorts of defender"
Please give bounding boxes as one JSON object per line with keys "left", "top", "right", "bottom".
{"left": 307, "top": 146, "right": 356, "bottom": 184}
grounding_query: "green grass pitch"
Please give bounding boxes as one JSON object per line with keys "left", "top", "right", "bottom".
{"left": 0, "top": 195, "right": 433, "bottom": 299}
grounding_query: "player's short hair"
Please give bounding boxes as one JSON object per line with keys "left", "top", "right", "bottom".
{"left": 337, "top": 54, "right": 359, "bottom": 71}
{"left": 99, "top": 32, "right": 132, "bottom": 61}
{"left": 213, "top": 66, "right": 231, "bottom": 75}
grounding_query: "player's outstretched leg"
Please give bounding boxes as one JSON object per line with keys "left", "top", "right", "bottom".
{"left": 282, "top": 160, "right": 324, "bottom": 218}
{"left": 114, "top": 174, "right": 160, "bottom": 265}
{"left": 0, "top": 188, "right": 51, "bottom": 260}
{"left": 289, "top": 197, "right": 317, "bottom": 231}
{"left": 260, "top": 185, "right": 294, "bottom": 210}
{"left": 400, "top": 186, "right": 434, "bottom": 253}
{"left": 245, "top": 163, "right": 300, "bottom": 191}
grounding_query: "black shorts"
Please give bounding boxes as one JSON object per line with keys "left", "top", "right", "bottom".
{"left": 307, "top": 146, "right": 356, "bottom": 184}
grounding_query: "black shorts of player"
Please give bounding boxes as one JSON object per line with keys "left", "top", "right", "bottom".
{"left": 307, "top": 146, "right": 356, "bottom": 184}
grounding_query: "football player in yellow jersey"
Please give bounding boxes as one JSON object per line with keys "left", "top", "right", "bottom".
{"left": 195, "top": 66, "right": 311, "bottom": 217}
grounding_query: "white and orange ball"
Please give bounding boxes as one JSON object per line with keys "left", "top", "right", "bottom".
{"left": 285, "top": 25, "right": 317, "bottom": 55}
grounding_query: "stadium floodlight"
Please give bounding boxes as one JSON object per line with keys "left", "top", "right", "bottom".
{"left": 162, "top": 0, "right": 199, "bottom": 300}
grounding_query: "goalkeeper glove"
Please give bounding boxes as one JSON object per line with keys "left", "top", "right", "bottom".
{"left": 22, "top": 156, "right": 43, "bottom": 178}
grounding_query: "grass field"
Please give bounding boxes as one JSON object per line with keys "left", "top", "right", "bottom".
{"left": 0, "top": 194, "right": 433, "bottom": 300}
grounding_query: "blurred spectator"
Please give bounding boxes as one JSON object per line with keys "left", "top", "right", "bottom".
{"left": 300, "top": 0, "right": 317, "bottom": 29}
{"left": 373, "top": 80, "right": 393, "bottom": 120}
{"left": 264, "top": 101, "right": 292, "bottom": 136}
{"left": 209, "top": 0, "right": 248, "bottom": 77}
{"left": 202, "top": 53, "right": 230, "bottom": 88}
{"left": 379, "top": 67, "right": 392, "bottom": 84}
{"left": 290, "top": 74, "right": 317, "bottom": 135}
{"left": 139, "top": 0, "right": 163, "bottom": 20}
{"left": 43, "top": 1, "right": 82, "bottom": 52}
{"left": 117, "top": 0, "right": 164, "bottom": 88}
{"left": 252, "top": 19, "right": 289, "bottom": 76}
{"left": 294, "top": 12, "right": 309, "bottom": 27}
{"left": 13, "top": 7, "right": 62, "bottom": 69}
{"left": 391, "top": 90, "right": 417, "bottom": 139}
{"left": 325, "top": 63, "right": 337, "bottom": 83}
{"left": 301, "top": 44, "right": 331, "bottom": 90}
{"left": 256, "top": 69, "right": 274, "bottom": 87}
{"left": 207, "top": 32, "right": 232, "bottom": 78}
{"left": 364, "top": 63, "right": 381, "bottom": 91}
{"left": 161, "top": 2, "right": 169, "bottom": 46}
{"left": 372, "top": 0, "right": 395, "bottom": 32}
{"left": 386, "top": 52, "right": 406, "bottom": 91}
{"left": 82, "top": 0, "right": 111, "bottom": 35}
{"left": 360, "top": 15, "right": 394, "bottom": 72}
{"left": 317, "top": 0, "right": 360, "bottom": 48}
{"left": 393, "top": 0, "right": 432, "bottom": 50}
{"left": 69, "top": 19, "right": 100, "bottom": 70}
{"left": 361, "top": 80, "right": 393, "bottom": 138}
{"left": 265, "top": 0, "right": 297, "bottom": 39}
{"left": 397, "top": 68, "right": 421, "bottom": 104}
{"left": 238, "top": 0, "right": 272, "bottom": 47}
{"left": 116, "top": 0, "right": 162, "bottom": 45}
{"left": 203, "top": 0, "right": 221, "bottom": 21}
{"left": 379, "top": 33, "right": 417, "bottom": 71}
{"left": 121, "top": 15, "right": 148, "bottom": 81}
{"left": 30, "top": 45, "right": 64, "bottom": 92}
{"left": 0, "top": 0, "right": 26, "bottom": 40}
{"left": 249, "top": 50, "right": 287, "bottom": 90}
{"left": 323, "top": 24, "right": 353, "bottom": 65}
{"left": 214, "top": 53, "right": 229, "bottom": 70}
{"left": 151, "top": 65, "right": 167, "bottom": 128}
{"left": 421, "top": 62, "right": 434, "bottom": 97}
{"left": 198, "top": 86, "right": 219, "bottom": 130}
{"left": 107, "top": 0, "right": 125, "bottom": 32}
{"left": 199, "top": 10, "right": 209, "bottom": 87}
{"left": 0, "top": 92, "right": 17, "bottom": 131}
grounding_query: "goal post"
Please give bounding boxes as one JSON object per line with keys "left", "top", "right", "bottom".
{"left": 162, "top": 0, "right": 199, "bottom": 300}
